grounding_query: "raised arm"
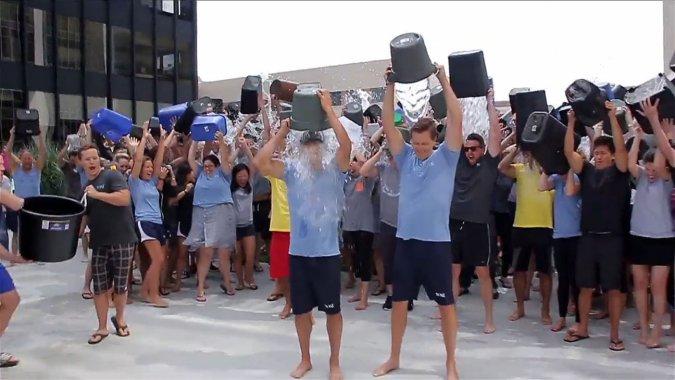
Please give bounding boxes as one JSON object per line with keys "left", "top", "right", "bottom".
{"left": 639, "top": 98, "right": 675, "bottom": 166}
{"left": 627, "top": 125, "right": 642, "bottom": 179}
{"left": 187, "top": 140, "right": 199, "bottom": 174}
{"left": 498, "top": 144, "right": 518, "bottom": 179}
{"left": 564, "top": 170, "right": 581, "bottom": 196}
{"left": 130, "top": 125, "right": 149, "bottom": 179}
{"left": 237, "top": 136, "right": 256, "bottom": 176}
{"left": 317, "top": 89, "right": 351, "bottom": 171}
{"left": 486, "top": 88, "right": 501, "bottom": 157}
{"left": 564, "top": 109, "right": 584, "bottom": 174}
{"left": 214, "top": 131, "right": 234, "bottom": 174}
{"left": 360, "top": 148, "right": 383, "bottom": 178}
{"left": 500, "top": 130, "right": 516, "bottom": 152}
{"left": 35, "top": 131, "right": 47, "bottom": 170}
{"left": 252, "top": 119, "right": 288, "bottom": 179}
{"left": 259, "top": 93, "right": 272, "bottom": 144}
{"left": 538, "top": 172, "right": 554, "bottom": 191}
{"left": 5, "top": 127, "right": 19, "bottom": 170}
{"left": 382, "top": 67, "right": 404, "bottom": 155}
{"left": 607, "top": 101, "right": 627, "bottom": 172}
{"left": 370, "top": 125, "right": 385, "bottom": 146}
{"left": 154, "top": 129, "right": 175, "bottom": 177}
{"left": 436, "top": 64, "right": 462, "bottom": 151}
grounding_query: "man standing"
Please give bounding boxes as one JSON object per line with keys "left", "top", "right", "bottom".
{"left": 449, "top": 89, "right": 501, "bottom": 334}
{"left": 374, "top": 63, "right": 463, "bottom": 379}
{"left": 563, "top": 104, "right": 629, "bottom": 351}
{"left": 79, "top": 145, "right": 138, "bottom": 344}
{"left": 255, "top": 89, "right": 351, "bottom": 380}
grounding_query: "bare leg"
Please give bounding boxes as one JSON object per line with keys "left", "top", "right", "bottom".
{"left": 0, "top": 290, "right": 20, "bottom": 336}
{"left": 291, "top": 312, "right": 313, "bottom": 378}
{"left": 632, "top": 265, "right": 650, "bottom": 344}
{"left": 173, "top": 239, "right": 188, "bottom": 292}
{"left": 373, "top": 249, "right": 386, "bottom": 293}
{"left": 234, "top": 241, "right": 245, "bottom": 288}
{"left": 142, "top": 240, "right": 167, "bottom": 307}
{"left": 218, "top": 247, "right": 234, "bottom": 293}
{"left": 475, "top": 266, "right": 495, "bottom": 333}
{"left": 243, "top": 235, "right": 257, "bottom": 286}
{"left": 82, "top": 262, "right": 93, "bottom": 294}
{"left": 112, "top": 289, "right": 129, "bottom": 327}
{"left": 607, "top": 289, "right": 624, "bottom": 344}
{"left": 373, "top": 301, "right": 407, "bottom": 377}
{"left": 326, "top": 313, "right": 343, "bottom": 379}
{"left": 278, "top": 277, "right": 292, "bottom": 319}
{"left": 196, "top": 247, "right": 213, "bottom": 297}
{"left": 355, "top": 281, "right": 369, "bottom": 310}
{"left": 568, "top": 288, "right": 593, "bottom": 338}
{"left": 509, "top": 271, "right": 526, "bottom": 321}
{"left": 439, "top": 304, "right": 459, "bottom": 380}
{"left": 647, "top": 266, "right": 670, "bottom": 348}
{"left": 92, "top": 290, "right": 110, "bottom": 335}
{"left": 451, "top": 263, "right": 462, "bottom": 304}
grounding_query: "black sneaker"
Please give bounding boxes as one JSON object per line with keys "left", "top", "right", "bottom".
{"left": 407, "top": 299, "right": 414, "bottom": 311}
{"left": 383, "top": 296, "right": 392, "bottom": 310}
{"left": 492, "top": 289, "right": 500, "bottom": 300}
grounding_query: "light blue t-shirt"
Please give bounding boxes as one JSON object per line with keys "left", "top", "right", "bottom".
{"left": 13, "top": 166, "right": 41, "bottom": 197}
{"left": 128, "top": 176, "right": 163, "bottom": 224}
{"left": 285, "top": 161, "right": 345, "bottom": 257}
{"left": 551, "top": 174, "right": 582, "bottom": 239}
{"left": 193, "top": 165, "right": 233, "bottom": 208}
{"left": 395, "top": 142, "right": 460, "bottom": 242}
{"left": 630, "top": 167, "right": 674, "bottom": 238}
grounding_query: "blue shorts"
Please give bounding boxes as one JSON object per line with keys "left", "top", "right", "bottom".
{"left": 392, "top": 238, "right": 454, "bottom": 305}
{"left": 138, "top": 221, "right": 167, "bottom": 246}
{"left": 290, "top": 255, "right": 341, "bottom": 315}
{"left": 0, "top": 263, "right": 16, "bottom": 294}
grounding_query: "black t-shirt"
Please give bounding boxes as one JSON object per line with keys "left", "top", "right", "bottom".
{"left": 86, "top": 169, "right": 138, "bottom": 248}
{"left": 161, "top": 182, "right": 179, "bottom": 229}
{"left": 451, "top": 153, "right": 500, "bottom": 224}
{"left": 61, "top": 162, "right": 83, "bottom": 200}
{"left": 578, "top": 162, "right": 630, "bottom": 234}
{"left": 176, "top": 185, "right": 194, "bottom": 230}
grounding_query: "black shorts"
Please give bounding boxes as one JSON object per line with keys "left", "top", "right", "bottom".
{"left": 450, "top": 219, "right": 493, "bottom": 267}
{"left": 138, "top": 221, "right": 167, "bottom": 246}
{"left": 5, "top": 210, "right": 17, "bottom": 233}
{"left": 378, "top": 222, "right": 397, "bottom": 286}
{"left": 253, "top": 200, "right": 271, "bottom": 239}
{"left": 236, "top": 224, "right": 256, "bottom": 240}
{"left": 290, "top": 255, "right": 341, "bottom": 315}
{"left": 392, "top": 238, "right": 454, "bottom": 305}
{"left": 512, "top": 227, "right": 552, "bottom": 274}
{"left": 629, "top": 235, "right": 675, "bottom": 266}
{"left": 576, "top": 234, "right": 624, "bottom": 291}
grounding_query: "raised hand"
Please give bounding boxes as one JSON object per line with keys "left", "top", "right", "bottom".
{"left": 637, "top": 98, "right": 660, "bottom": 120}
{"left": 316, "top": 89, "right": 333, "bottom": 112}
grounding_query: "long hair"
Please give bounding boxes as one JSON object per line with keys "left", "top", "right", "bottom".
{"left": 231, "top": 163, "right": 252, "bottom": 194}
{"left": 174, "top": 162, "right": 193, "bottom": 187}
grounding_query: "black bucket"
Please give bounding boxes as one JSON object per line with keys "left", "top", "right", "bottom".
{"left": 429, "top": 85, "right": 447, "bottom": 120}
{"left": 448, "top": 50, "right": 490, "bottom": 98}
{"left": 389, "top": 33, "right": 436, "bottom": 84}
{"left": 19, "top": 195, "right": 85, "bottom": 263}
{"left": 240, "top": 75, "right": 262, "bottom": 114}
{"left": 523, "top": 112, "right": 580, "bottom": 175}
{"left": 565, "top": 79, "right": 607, "bottom": 128}
{"left": 510, "top": 89, "right": 548, "bottom": 150}
{"left": 343, "top": 102, "right": 363, "bottom": 126}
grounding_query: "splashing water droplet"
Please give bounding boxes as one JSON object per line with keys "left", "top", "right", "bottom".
{"left": 459, "top": 97, "right": 490, "bottom": 140}
{"left": 395, "top": 79, "right": 431, "bottom": 126}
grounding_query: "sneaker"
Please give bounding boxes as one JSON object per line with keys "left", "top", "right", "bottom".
{"left": 407, "top": 299, "right": 414, "bottom": 311}
{"left": 383, "top": 296, "right": 392, "bottom": 310}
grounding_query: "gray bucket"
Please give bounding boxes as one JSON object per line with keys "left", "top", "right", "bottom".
{"left": 389, "top": 33, "right": 436, "bottom": 84}
{"left": 291, "top": 87, "right": 330, "bottom": 132}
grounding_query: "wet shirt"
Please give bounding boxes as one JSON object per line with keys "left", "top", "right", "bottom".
{"left": 193, "top": 165, "right": 233, "bottom": 207}
{"left": 630, "top": 167, "right": 674, "bottom": 238}
{"left": 86, "top": 170, "right": 138, "bottom": 248}
{"left": 233, "top": 186, "right": 254, "bottom": 226}
{"left": 13, "top": 166, "right": 40, "bottom": 197}
{"left": 396, "top": 142, "right": 460, "bottom": 242}
{"left": 284, "top": 161, "right": 344, "bottom": 257}
{"left": 128, "top": 176, "right": 163, "bottom": 224}
{"left": 342, "top": 174, "right": 376, "bottom": 233}
{"left": 451, "top": 153, "right": 499, "bottom": 224}
{"left": 550, "top": 174, "right": 582, "bottom": 239}
{"left": 579, "top": 162, "right": 630, "bottom": 234}
{"left": 377, "top": 161, "right": 400, "bottom": 228}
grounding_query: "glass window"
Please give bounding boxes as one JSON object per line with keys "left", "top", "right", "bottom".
{"left": 111, "top": 26, "right": 131, "bottom": 75}
{"left": 25, "top": 8, "right": 53, "bottom": 66}
{"left": 156, "top": 36, "right": 174, "bottom": 78}
{"left": 161, "top": 0, "right": 174, "bottom": 14}
{"left": 0, "top": 0, "right": 20, "bottom": 61}
{"left": 56, "top": 15, "right": 81, "bottom": 69}
{"left": 139, "top": 0, "right": 154, "bottom": 7}
{"left": 135, "top": 101, "right": 154, "bottom": 124}
{"left": 112, "top": 98, "right": 132, "bottom": 118}
{"left": 28, "top": 91, "right": 55, "bottom": 129}
{"left": 86, "top": 96, "right": 107, "bottom": 119}
{"left": 56, "top": 94, "right": 83, "bottom": 141}
{"left": 177, "top": 40, "right": 192, "bottom": 80}
{"left": 178, "top": 0, "right": 193, "bottom": 19}
{"left": 85, "top": 21, "right": 106, "bottom": 73}
{"left": 134, "top": 31, "right": 152, "bottom": 77}
{"left": 0, "top": 89, "right": 24, "bottom": 143}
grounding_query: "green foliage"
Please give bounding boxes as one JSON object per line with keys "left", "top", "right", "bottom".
{"left": 28, "top": 139, "right": 66, "bottom": 196}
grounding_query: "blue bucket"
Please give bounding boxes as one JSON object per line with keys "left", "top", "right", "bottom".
{"left": 90, "top": 108, "right": 132, "bottom": 143}
{"left": 158, "top": 103, "right": 188, "bottom": 131}
{"left": 191, "top": 114, "right": 228, "bottom": 141}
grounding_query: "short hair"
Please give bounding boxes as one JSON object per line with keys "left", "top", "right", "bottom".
{"left": 411, "top": 117, "right": 439, "bottom": 140}
{"left": 203, "top": 154, "right": 221, "bottom": 167}
{"left": 593, "top": 135, "right": 615, "bottom": 154}
{"left": 643, "top": 150, "right": 655, "bottom": 164}
{"left": 114, "top": 153, "right": 130, "bottom": 162}
{"left": 466, "top": 133, "right": 485, "bottom": 148}
{"left": 78, "top": 144, "right": 99, "bottom": 158}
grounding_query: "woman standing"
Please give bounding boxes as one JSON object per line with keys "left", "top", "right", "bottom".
{"left": 169, "top": 163, "right": 195, "bottom": 292}
{"left": 186, "top": 131, "right": 237, "bottom": 302}
{"left": 128, "top": 126, "right": 174, "bottom": 308}
{"left": 232, "top": 136, "right": 258, "bottom": 290}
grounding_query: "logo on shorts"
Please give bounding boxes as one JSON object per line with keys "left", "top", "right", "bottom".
{"left": 435, "top": 292, "right": 446, "bottom": 298}
{"left": 324, "top": 303, "right": 335, "bottom": 309}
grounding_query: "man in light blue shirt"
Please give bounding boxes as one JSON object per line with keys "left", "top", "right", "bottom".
{"left": 254, "top": 89, "right": 351, "bottom": 380}
{"left": 374, "top": 64, "right": 463, "bottom": 380}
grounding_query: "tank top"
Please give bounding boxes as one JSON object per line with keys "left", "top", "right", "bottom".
{"left": 13, "top": 167, "right": 41, "bottom": 198}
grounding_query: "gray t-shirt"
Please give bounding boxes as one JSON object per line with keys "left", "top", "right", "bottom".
{"left": 377, "top": 162, "right": 400, "bottom": 228}
{"left": 86, "top": 170, "right": 138, "bottom": 248}
{"left": 252, "top": 173, "right": 271, "bottom": 198}
{"left": 451, "top": 153, "right": 500, "bottom": 224}
{"left": 233, "top": 187, "right": 254, "bottom": 226}
{"left": 630, "top": 167, "right": 674, "bottom": 238}
{"left": 342, "top": 174, "right": 376, "bottom": 233}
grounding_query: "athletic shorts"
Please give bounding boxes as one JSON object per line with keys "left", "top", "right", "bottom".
{"left": 290, "top": 255, "right": 341, "bottom": 315}
{"left": 576, "top": 234, "right": 623, "bottom": 291}
{"left": 270, "top": 232, "right": 290, "bottom": 279}
{"left": 629, "top": 235, "right": 675, "bottom": 266}
{"left": 512, "top": 227, "right": 552, "bottom": 274}
{"left": 138, "top": 221, "right": 167, "bottom": 246}
{"left": 450, "top": 218, "right": 493, "bottom": 267}
{"left": 378, "top": 222, "right": 397, "bottom": 286}
{"left": 253, "top": 200, "right": 271, "bottom": 239}
{"left": 0, "top": 263, "right": 16, "bottom": 294}
{"left": 91, "top": 243, "right": 135, "bottom": 295}
{"left": 392, "top": 238, "right": 454, "bottom": 305}
{"left": 236, "top": 223, "right": 256, "bottom": 240}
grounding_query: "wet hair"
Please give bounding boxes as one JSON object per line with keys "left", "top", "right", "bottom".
{"left": 78, "top": 144, "right": 99, "bottom": 158}
{"left": 203, "top": 154, "right": 220, "bottom": 167}
{"left": 411, "top": 117, "right": 439, "bottom": 140}
{"left": 593, "top": 135, "right": 615, "bottom": 154}
{"left": 231, "top": 163, "right": 252, "bottom": 194}
{"left": 466, "top": 133, "right": 485, "bottom": 148}
{"left": 301, "top": 130, "right": 323, "bottom": 144}
{"left": 642, "top": 150, "right": 655, "bottom": 164}
{"left": 174, "top": 162, "right": 193, "bottom": 187}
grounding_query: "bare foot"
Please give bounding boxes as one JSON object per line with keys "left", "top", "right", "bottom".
{"left": 355, "top": 301, "right": 368, "bottom": 311}
{"left": 646, "top": 337, "right": 661, "bottom": 349}
{"left": 329, "top": 365, "right": 344, "bottom": 380}
{"left": 430, "top": 311, "right": 442, "bottom": 320}
{"left": 668, "top": 343, "right": 675, "bottom": 352}
{"left": 632, "top": 321, "right": 641, "bottom": 330}
{"left": 541, "top": 312, "right": 552, "bottom": 325}
{"left": 567, "top": 324, "right": 579, "bottom": 335}
{"left": 348, "top": 294, "right": 361, "bottom": 303}
{"left": 150, "top": 298, "right": 168, "bottom": 308}
{"left": 483, "top": 322, "right": 496, "bottom": 334}
{"left": 279, "top": 305, "right": 292, "bottom": 320}
{"left": 446, "top": 359, "right": 459, "bottom": 380}
{"left": 638, "top": 332, "right": 649, "bottom": 346}
{"left": 508, "top": 309, "right": 524, "bottom": 321}
{"left": 290, "top": 361, "right": 312, "bottom": 378}
{"left": 550, "top": 318, "right": 566, "bottom": 332}
{"left": 345, "top": 278, "right": 355, "bottom": 289}
{"left": 373, "top": 359, "right": 399, "bottom": 377}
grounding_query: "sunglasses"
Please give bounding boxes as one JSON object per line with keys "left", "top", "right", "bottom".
{"left": 463, "top": 146, "right": 481, "bottom": 152}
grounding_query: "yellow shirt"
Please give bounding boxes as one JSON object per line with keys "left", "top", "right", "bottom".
{"left": 268, "top": 176, "right": 290, "bottom": 232}
{"left": 512, "top": 163, "right": 553, "bottom": 229}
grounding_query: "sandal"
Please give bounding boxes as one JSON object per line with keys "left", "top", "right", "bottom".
{"left": 111, "top": 316, "right": 130, "bottom": 337}
{"left": 220, "top": 283, "right": 235, "bottom": 296}
{"left": 159, "top": 287, "right": 171, "bottom": 297}
{"left": 254, "top": 263, "right": 264, "bottom": 273}
{"left": 196, "top": 292, "right": 207, "bottom": 303}
{"left": 81, "top": 290, "right": 93, "bottom": 300}
{"left": 235, "top": 284, "right": 245, "bottom": 291}
{"left": 371, "top": 288, "right": 386, "bottom": 296}
{"left": 246, "top": 282, "right": 258, "bottom": 290}
{"left": 0, "top": 352, "right": 19, "bottom": 368}
{"left": 609, "top": 339, "right": 625, "bottom": 352}
{"left": 87, "top": 332, "right": 110, "bottom": 345}
{"left": 267, "top": 293, "right": 283, "bottom": 302}
{"left": 563, "top": 332, "right": 590, "bottom": 343}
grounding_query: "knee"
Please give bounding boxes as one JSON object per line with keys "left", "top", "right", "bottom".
{"left": 1, "top": 291, "right": 20, "bottom": 312}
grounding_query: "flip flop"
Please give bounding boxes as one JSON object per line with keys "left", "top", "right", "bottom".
{"left": 81, "top": 291, "right": 93, "bottom": 300}
{"left": 220, "top": 283, "right": 235, "bottom": 296}
{"left": 267, "top": 293, "right": 283, "bottom": 302}
{"left": 0, "top": 352, "right": 19, "bottom": 368}
{"left": 88, "top": 332, "right": 110, "bottom": 345}
{"left": 609, "top": 339, "right": 625, "bottom": 352}
{"left": 111, "top": 316, "right": 130, "bottom": 337}
{"left": 246, "top": 283, "right": 258, "bottom": 290}
{"left": 563, "top": 333, "right": 590, "bottom": 343}
{"left": 254, "top": 264, "right": 264, "bottom": 273}
{"left": 196, "top": 292, "right": 207, "bottom": 303}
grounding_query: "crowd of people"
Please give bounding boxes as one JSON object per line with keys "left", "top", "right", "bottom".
{"left": 0, "top": 64, "right": 673, "bottom": 379}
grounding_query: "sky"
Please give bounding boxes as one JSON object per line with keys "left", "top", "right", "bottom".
{"left": 197, "top": 1, "right": 665, "bottom": 103}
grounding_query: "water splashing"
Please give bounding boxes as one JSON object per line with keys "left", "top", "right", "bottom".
{"left": 395, "top": 79, "right": 431, "bottom": 126}
{"left": 459, "top": 97, "right": 490, "bottom": 139}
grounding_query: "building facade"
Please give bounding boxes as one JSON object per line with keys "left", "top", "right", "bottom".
{"left": 0, "top": 0, "right": 197, "bottom": 143}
